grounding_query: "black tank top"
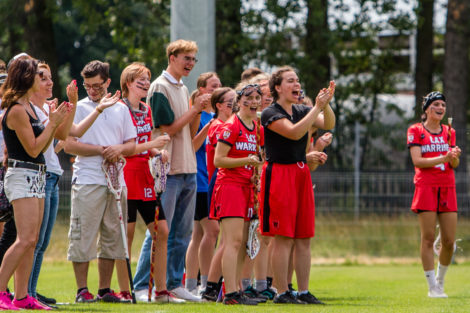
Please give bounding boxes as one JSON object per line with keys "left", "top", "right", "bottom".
{"left": 2, "top": 102, "right": 46, "bottom": 164}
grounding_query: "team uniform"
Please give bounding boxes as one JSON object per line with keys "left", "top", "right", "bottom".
{"left": 259, "top": 103, "right": 315, "bottom": 238}
{"left": 206, "top": 118, "right": 225, "bottom": 183}
{"left": 209, "top": 115, "right": 263, "bottom": 221}
{"left": 407, "top": 123, "right": 457, "bottom": 213}
{"left": 123, "top": 100, "right": 165, "bottom": 224}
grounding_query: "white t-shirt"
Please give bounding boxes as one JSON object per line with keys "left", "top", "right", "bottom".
{"left": 72, "top": 97, "right": 137, "bottom": 185}
{"left": 35, "top": 104, "right": 63, "bottom": 176}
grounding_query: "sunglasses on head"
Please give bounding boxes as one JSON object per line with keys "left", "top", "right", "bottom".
{"left": 237, "top": 84, "right": 262, "bottom": 98}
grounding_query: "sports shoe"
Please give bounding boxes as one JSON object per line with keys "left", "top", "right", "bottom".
{"left": 201, "top": 288, "right": 219, "bottom": 302}
{"left": 75, "top": 289, "right": 96, "bottom": 303}
{"left": 260, "top": 287, "right": 277, "bottom": 300}
{"left": 0, "top": 291, "right": 19, "bottom": 310}
{"left": 170, "top": 286, "right": 202, "bottom": 302}
{"left": 96, "top": 290, "right": 122, "bottom": 303}
{"left": 36, "top": 293, "right": 56, "bottom": 305}
{"left": 116, "top": 291, "right": 133, "bottom": 303}
{"left": 135, "top": 289, "right": 154, "bottom": 303}
{"left": 243, "top": 286, "right": 268, "bottom": 303}
{"left": 223, "top": 291, "right": 258, "bottom": 305}
{"left": 13, "top": 295, "right": 51, "bottom": 310}
{"left": 274, "top": 290, "right": 305, "bottom": 304}
{"left": 288, "top": 284, "right": 298, "bottom": 297}
{"left": 154, "top": 290, "right": 186, "bottom": 303}
{"left": 428, "top": 285, "right": 448, "bottom": 298}
{"left": 297, "top": 291, "right": 324, "bottom": 304}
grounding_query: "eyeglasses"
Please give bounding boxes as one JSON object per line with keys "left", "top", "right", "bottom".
{"left": 83, "top": 81, "right": 106, "bottom": 91}
{"left": 182, "top": 56, "right": 198, "bottom": 63}
{"left": 237, "top": 84, "right": 262, "bottom": 98}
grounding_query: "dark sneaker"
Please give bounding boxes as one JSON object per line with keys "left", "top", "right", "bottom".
{"left": 201, "top": 288, "right": 219, "bottom": 302}
{"left": 96, "top": 290, "right": 122, "bottom": 303}
{"left": 223, "top": 292, "right": 258, "bottom": 305}
{"left": 260, "top": 287, "right": 277, "bottom": 300}
{"left": 37, "top": 293, "right": 56, "bottom": 305}
{"left": 243, "top": 286, "right": 268, "bottom": 303}
{"left": 75, "top": 289, "right": 96, "bottom": 303}
{"left": 274, "top": 290, "right": 305, "bottom": 304}
{"left": 297, "top": 291, "right": 324, "bottom": 304}
{"left": 288, "top": 284, "right": 298, "bottom": 297}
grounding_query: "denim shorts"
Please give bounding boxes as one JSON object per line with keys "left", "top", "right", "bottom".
{"left": 4, "top": 167, "right": 46, "bottom": 201}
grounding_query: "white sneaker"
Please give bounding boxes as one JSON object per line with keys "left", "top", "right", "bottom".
{"left": 154, "top": 290, "right": 186, "bottom": 303}
{"left": 170, "top": 286, "right": 202, "bottom": 302}
{"left": 187, "top": 287, "right": 199, "bottom": 297}
{"left": 135, "top": 289, "right": 155, "bottom": 302}
{"left": 428, "top": 285, "right": 448, "bottom": 298}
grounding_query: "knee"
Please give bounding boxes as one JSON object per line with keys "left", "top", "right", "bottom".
{"left": 204, "top": 227, "right": 220, "bottom": 242}
{"left": 421, "top": 235, "right": 435, "bottom": 249}
{"left": 17, "top": 236, "right": 38, "bottom": 251}
{"left": 440, "top": 237, "right": 455, "bottom": 250}
{"left": 156, "top": 227, "right": 169, "bottom": 242}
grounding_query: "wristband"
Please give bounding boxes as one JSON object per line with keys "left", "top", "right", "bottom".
{"left": 96, "top": 107, "right": 103, "bottom": 114}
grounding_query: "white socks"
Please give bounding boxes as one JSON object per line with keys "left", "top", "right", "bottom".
{"left": 424, "top": 270, "right": 436, "bottom": 289}
{"left": 436, "top": 263, "right": 448, "bottom": 286}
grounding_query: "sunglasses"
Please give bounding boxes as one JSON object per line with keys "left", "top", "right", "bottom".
{"left": 237, "top": 84, "right": 262, "bottom": 98}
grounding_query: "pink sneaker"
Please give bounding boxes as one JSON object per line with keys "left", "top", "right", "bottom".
{"left": 13, "top": 295, "right": 52, "bottom": 310}
{"left": 0, "top": 291, "right": 19, "bottom": 310}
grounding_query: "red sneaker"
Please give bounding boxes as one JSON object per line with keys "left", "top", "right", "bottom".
{"left": 13, "top": 295, "right": 51, "bottom": 310}
{"left": 116, "top": 291, "right": 132, "bottom": 303}
{"left": 0, "top": 292, "right": 19, "bottom": 310}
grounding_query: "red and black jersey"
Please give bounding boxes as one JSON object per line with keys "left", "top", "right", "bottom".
{"left": 206, "top": 118, "right": 224, "bottom": 183}
{"left": 123, "top": 100, "right": 156, "bottom": 201}
{"left": 407, "top": 122, "right": 455, "bottom": 187}
{"left": 215, "top": 115, "right": 264, "bottom": 186}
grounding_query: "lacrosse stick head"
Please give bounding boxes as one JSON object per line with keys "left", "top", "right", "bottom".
{"left": 246, "top": 218, "right": 260, "bottom": 259}
{"left": 102, "top": 157, "right": 126, "bottom": 197}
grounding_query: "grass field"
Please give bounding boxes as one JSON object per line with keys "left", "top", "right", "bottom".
{"left": 36, "top": 261, "right": 470, "bottom": 312}
{"left": 33, "top": 214, "right": 470, "bottom": 312}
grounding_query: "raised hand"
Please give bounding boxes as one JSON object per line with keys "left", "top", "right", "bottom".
{"left": 306, "top": 151, "right": 328, "bottom": 165}
{"left": 315, "top": 132, "right": 333, "bottom": 150}
{"left": 48, "top": 101, "right": 70, "bottom": 127}
{"left": 98, "top": 90, "right": 121, "bottom": 111}
{"left": 193, "top": 93, "right": 212, "bottom": 113}
{"left": 66, "top": 80, "right": 78, "bottom": 104}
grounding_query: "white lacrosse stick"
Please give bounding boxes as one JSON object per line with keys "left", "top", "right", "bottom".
{"left": 147, "top": 154, "right": 170, "bottom": 301}
{"left": 246, "top": 218, "right": 260, "bottom": 259}
{"left": 102, "top": 157, "right": 136, "bottom": 303}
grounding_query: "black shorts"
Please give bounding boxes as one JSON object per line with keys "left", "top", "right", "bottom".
{"left": 128, "top": 198, "right": 166, "bottom": 225}
{"left": 194, "top": 192, "right": 209, "bottom": 221}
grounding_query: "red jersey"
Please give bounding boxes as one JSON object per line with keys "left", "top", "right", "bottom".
{"left": 215, "top": 115, "right": 264, "bottom": 186}
{"left": 123, "top": 100, "right": 156, "bottom": 200}
{"left": 206, "top": 118, "right": 224, "bottom": 182}
{"left": 407, "top": 122, "right": 455, "bottom": 187}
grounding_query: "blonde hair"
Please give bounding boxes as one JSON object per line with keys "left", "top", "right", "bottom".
{"left": 197, "top": 72, "right": 218, "bottom": 89}
{"left": 120, "top": 62, "right": 151, "bottom": 98}
{"left": 166, "top": 39, "right": 198, "bottom": 60}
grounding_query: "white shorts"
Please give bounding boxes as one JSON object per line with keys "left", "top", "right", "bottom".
{"left": 4, "top": 167, "right": 46, "bottom": 201}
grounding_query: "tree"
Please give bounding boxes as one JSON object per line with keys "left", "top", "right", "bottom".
{"left": 443, "top": 0, "right": 469, "bottom": 173}
{"left": 414, "top": 0, "right": 435, "bottom": 120}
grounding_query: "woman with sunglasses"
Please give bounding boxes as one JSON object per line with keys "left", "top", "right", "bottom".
{"left": 259, "top": 66, "right": 335, "bottom": 304}
{"left": 209, "top": 83, "right": 263, "bottom": 305}
{"left": 407, "top": 91, "right": 460, "bottom": 298}
{"left": 0, "top": 57, "right": 69, "bottom": 310}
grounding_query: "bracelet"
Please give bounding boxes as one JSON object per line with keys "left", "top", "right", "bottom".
{"left": 96, "top": 107, "right": 103, "bottom": 114}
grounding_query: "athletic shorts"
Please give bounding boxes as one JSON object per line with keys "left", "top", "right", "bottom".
{"left": 4, "top": 167, "right": 46, "bottom": 201}
{"left": 210, "top": 183, "right": 254, "bottom": 221}
{"left": 259, "top": 162, "right": 315, "bottom": 238}
{"left": 128, "top": 198, "right": 166, "bottom": 225}
{"left": 67, "top": 184, "right": 127, "bottom": 262}
{"left": 411, "top": 185, "right": 457, "bottom": 213}
{"left": 194, "top": 192, "right": 209, "bottom": 221}
{"left": 124, "top": 159, "right": 155, "bottom": 201}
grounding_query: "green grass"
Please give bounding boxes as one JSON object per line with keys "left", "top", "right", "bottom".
{"left": 36, "top": 261, "right": 470, "bottom": 312}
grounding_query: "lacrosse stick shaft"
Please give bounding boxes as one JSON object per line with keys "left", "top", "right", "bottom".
{"left": 116, "top": 198, "right": 137, "bottom": 304}
{"left": 148, "top": 201, "right": 160, "bottom": 302}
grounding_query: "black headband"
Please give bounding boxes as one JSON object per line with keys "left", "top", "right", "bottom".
{"left": 423, "top": 91, "right": 445, "bottom": 112}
